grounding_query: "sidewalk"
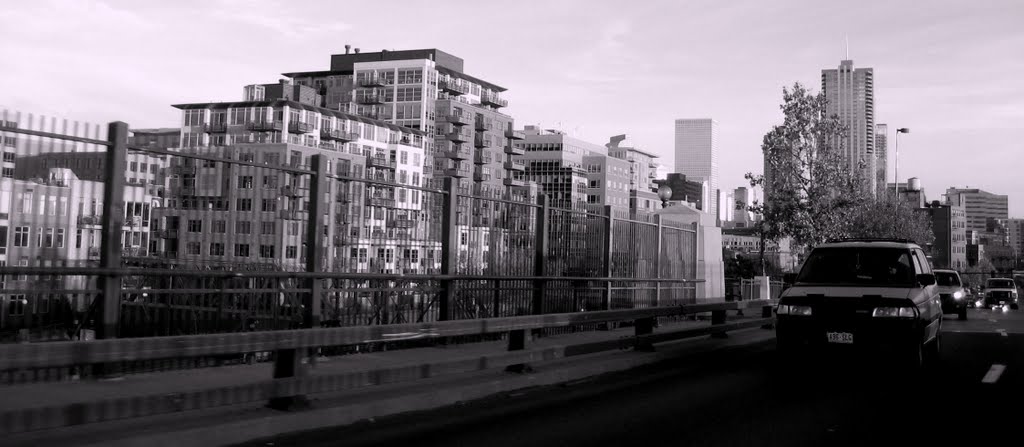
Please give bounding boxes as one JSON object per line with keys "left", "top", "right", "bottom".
{"left": 2, "top": 315, "right": 776, "bottom": 447}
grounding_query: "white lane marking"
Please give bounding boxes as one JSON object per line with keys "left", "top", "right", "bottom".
{"left": 982, "top": 364, "right": 1006, "bottom": 384}
{"left": 989, "top": 319, "right": 998, "bottom": 322}
{"left": 997, "top": 329, "right": 1009, "bottom": 337}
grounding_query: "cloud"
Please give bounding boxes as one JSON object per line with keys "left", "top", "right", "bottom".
{"left": 208, "top": 0, "right": 351, "bottom": 40}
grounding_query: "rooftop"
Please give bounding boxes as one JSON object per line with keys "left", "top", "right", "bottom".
{"left": 171, "top": 99, "right": 426, "bottom": 136}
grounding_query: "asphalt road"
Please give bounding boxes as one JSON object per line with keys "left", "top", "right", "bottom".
{"left": 240, "top": 308, "right": 1024, "bottom": 447}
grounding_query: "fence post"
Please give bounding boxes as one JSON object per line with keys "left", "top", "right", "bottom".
{"left": 94, "top": 121, "right": 127, "bottom": 378}
{"left": 439, "top": 177, "right": 458, "bottom": 321}
{"left": 602, "top": 205, "right": 614, "bottom": 311}
{"left": 654, "top": 214, "right": 663, "bottom": 307}
{"left": 532, "top": 195, "right": 549, "bottom": 316}
{"left": 268, "top": 154, "right": 326, "bottom": 411}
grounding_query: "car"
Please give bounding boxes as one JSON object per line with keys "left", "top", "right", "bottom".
{"left": 776, "top": 239, "right": 941, "bottom": 369}
{"left": 979, "top": 278, "right": 1020, "bottom": 310}
{"left": 933, "top": 269, "right": 969, "bottom": 320}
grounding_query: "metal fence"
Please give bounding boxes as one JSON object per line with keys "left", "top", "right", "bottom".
{"left": 0, "top": 111, "right": 700, "bottom": 347}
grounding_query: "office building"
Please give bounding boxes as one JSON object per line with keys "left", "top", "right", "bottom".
{"left": 822, "top": 60, "right": 875, "bottom": 195}
{"left": 875, "top": 124, "right": 888, "bottom": 188}
{"left": 944, "top": 187, "right": 1009, "bottom": 235}
{"left": 674, "top": 119, "right": 718, "bottom": 220}
{"left": 730, "top": 186, "right": 754, "bottom": 228}
{"left": 515, "top": 126, "right": 606, "bottom": 210}
{"left": 1003, "top": 218, "right": 1024, "bottom": 257}
{"left": 280, "top": 48, "right": 523, "bottom": 199}
{"left": 605, "top": 134, "right": 661, "bottom": 212}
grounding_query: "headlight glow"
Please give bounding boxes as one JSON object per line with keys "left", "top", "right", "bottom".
{"left": 777, "top": 305, "right": 812, "bottom": 316}
{"left": 872, "top": 307, "right": 917, "bottom": 318}
{"left": 953, "top": 291, "right": 964, "bottom": 300}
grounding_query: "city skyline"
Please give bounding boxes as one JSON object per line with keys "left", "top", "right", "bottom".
{"left": 1, "top": 0, "right": 1023, "bottom": 214}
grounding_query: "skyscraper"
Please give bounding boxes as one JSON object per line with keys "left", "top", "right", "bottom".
{"left": 822, "top": 60, "right": 875, "bottom": 196}
{"left": 674, "top": 119, "right": 719, "bottom": 220}
{"left": 875, "top": 123, "right": 888, "bottom": 189}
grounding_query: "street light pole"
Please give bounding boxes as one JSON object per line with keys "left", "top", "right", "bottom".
{"left": 894, "top": 127, "right": 910, "bottom": 200}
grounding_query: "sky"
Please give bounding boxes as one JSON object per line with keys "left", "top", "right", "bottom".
{"left": 1, "top": 0, "right": 1022, "bottom": 214}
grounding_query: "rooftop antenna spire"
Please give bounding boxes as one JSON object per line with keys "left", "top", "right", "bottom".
{"left": 845, "top": 35, "right": 850, "bottom": 59}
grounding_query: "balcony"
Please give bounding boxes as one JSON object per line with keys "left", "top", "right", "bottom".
{"left": 279, "top": 209, "right": 303, "bottom": 220}
{"left": 475, "top": 116, "right": 491, "bottom": 131}
{"left": 505, "top": 129, "right": 525, "bottom": 140}
{"left": 504, "top": 159, "right": 526, "bottom": 172}
{"left": 289, "top": 121, "right": 314, "bottom": 134}
{"left": 649, "top": 161, "right": 658, "bottom": 168}
{"left": 281, "top": 185, "right": 302, "bottom": 197}
{"left": 474, "top": 149, "right": 492, "bottom": 165}
{"left": 367, "top": 156, "right": 397, "bottom": 169}
{"left": 446, "top": 130, "right": 471, "bottom": 143}
{"left": 366, "top": 197, "right": 396, "bottom": 208}
{"left": 443, "top": 165, "right": 471, "bottom": 178}
{"left": 505, "top": 145, "right": 525, "bottom": 156}
{"left": 246, "top": 121, "right": 283, "bottom": 132}
{"left": 321, "top": 129, "right": 359, "bottom": 142}
{"left": 359, "top": 74, "right": 388, "bottom": 87}
{"left": 474, "top": 135, "right": 492, "bottom": 149}
{"left": 504, "top": 177, "right": 526, "bottom": 187}
{"left": 443, "top": 144, "right": 472, "bottom": 160}
{"left": 648, "top": 171, "right": 656, "bottom": 178}
{"left": 203, "top": 122, "right": 227, "bottom": 133}
{"left": 441, "top": 112, "right": 471, "bottom": 126}
{"left": 77, "top": 215, "right": 103, "bottom": 226}
{"left": 88, "top": 247, "right": 101, "bottom": 260}
{"left": 473, "top": 168, "right": 491, "bottom": 182}
{"left": 152, "top": 229, "right": 178, "bottom": 239}
{"left": 357, "top": 93, "right": 385, "bottom": 105}
{"left": 333, "top": 235, "right": 353, "bottom": 246}
{"left": 387, "top": 218, "right": 417, "bottom": 229}
{"left": 169, "top": 165, "right": 196, "bottom": 175}
{"left": 438, "top": 79, "right": 469, "bottom": 95}
{"left": 480, "top": 92, "right": 508, "bottom": 108}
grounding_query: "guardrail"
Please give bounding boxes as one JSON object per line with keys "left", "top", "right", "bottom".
{"left": 0, "top": 296, "right": 773, "bottom": 435}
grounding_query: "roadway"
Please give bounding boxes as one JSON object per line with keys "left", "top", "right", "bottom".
{"left": 238, "top": 308, "right": 1024, "bottom": 447}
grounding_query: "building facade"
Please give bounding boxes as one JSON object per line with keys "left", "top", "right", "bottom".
{"left": 916, "top": 199, "right": 967, "bottom": 270}
{"left": 166, "top": 99, "right": 431, "bottom": 274}
{"left": 604, "top": 135, "right": 661, "bottom": 213}
{"left": 674, "top": 119, "right": 718, "bottom": 220}
{"left": 944, "top": 187, "right": 1009, "bottom": 235}
{"left": 515, "top": 126, "right": 605, "bottom": 210}
{"left": 875, "top": 123, "right": 888, "bottom": 189}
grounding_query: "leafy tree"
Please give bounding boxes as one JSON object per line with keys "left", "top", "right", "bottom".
{"left": 845, "top": 193, "right": 935, "bottom": 246}
{"left": 746, "top": 82, "right": 866, "bottom": 258}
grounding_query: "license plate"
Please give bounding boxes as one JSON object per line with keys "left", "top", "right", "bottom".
{"left": 826, "top": 332, "right": 853, "bottom": 344}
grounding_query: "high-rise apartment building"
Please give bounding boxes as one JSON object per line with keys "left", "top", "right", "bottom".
{"left": 875, "top": 124, "right": 888, "bottom": 188}
{"left": 1001, "top": 218, "right": 1024, "bottom": 256}
{"left": 281, "top": 48, "right": 524, "bottom": 199}
{"left": 165, "top": 98, "right": 431, "bottom": 274}
{"left": 917, "top": 198, "right": 967, "bottom": 270}
{"left": 605, "top": 135, "right": 661, "bottom": 212}
{"left": 944, "top": 187, "right": 1009, "bottom": 235}
{"left": 674, "top": 119, "right": 718, "bottom": 220}
{"left": 822, "top": 60, "right": 875, "bottom": 195}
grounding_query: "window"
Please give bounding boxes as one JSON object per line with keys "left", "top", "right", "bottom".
{"left": 400, "top": 151, "right": 408, "bottom": 164}
{"left": 262, "top": 175, "right": 278, "bottom": 189}
{"left": 129, "top": 161, "right": 138, "bottom": 172}
{"left": 75, "top": 229, "right": 83, "bottom": 249}
{"left": 460, "top": 232, "right": 468, "bottom": 245}
{"left": 8, "top": 295, "right": 25, "bottom": 316}
{"left": 261, "top": 221, "right": 275, "bottom": 235}
{"left": 14, "top": 226, "right": 29, "bottom": 247}
{"left": 187, "top": 219, "right": 203, "bottom": 232}
{"left": 234, "top": 244, "right": 250, "bottom": 257}
{"left": 286, "top": 246, "right": 298, "bottom": 259}
{"left": 412, "top": 172, "right": 420, "bottom": 186}
{"left": 259, "top": 245, "right": 275, "bottom": 258}
{"left": 213, "top": 220, "right": 226, "bottom": 233}
{"left": 398, "top": 189, "right": 407, "bottom": 203}
{"left": 413, "top": 154, "right": 421, "bottom": 167}
{"left": 385, "top": 249, "right": 394, "bottom": 263}
{"left": 236, "top": 221, "right": 252, "bottom": 234}
{"left": 2, "top": 167, "right": 12, "bottom": 178}
{"left": 210, "top": 242, "right": 225, "bottom": 256}
{"left": 261, "top": 199, "right": 277, "bottom": 212}
{"left": 56, "top": 229, "right": 65, "bottom": 248}
{"left": 289, "top": 222, "right": 300, "bottom": 236}
{"left": 358, "top": 248, "right": 368, "bottom": 263}
{"left": 237, "top": 176, "right": 254, "bottom": 189}
{"left": 187, "top": 242, "right": 202, "bottom": 255}
{"left": 236, "top": 198, "right": 253, "bottom": 211}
